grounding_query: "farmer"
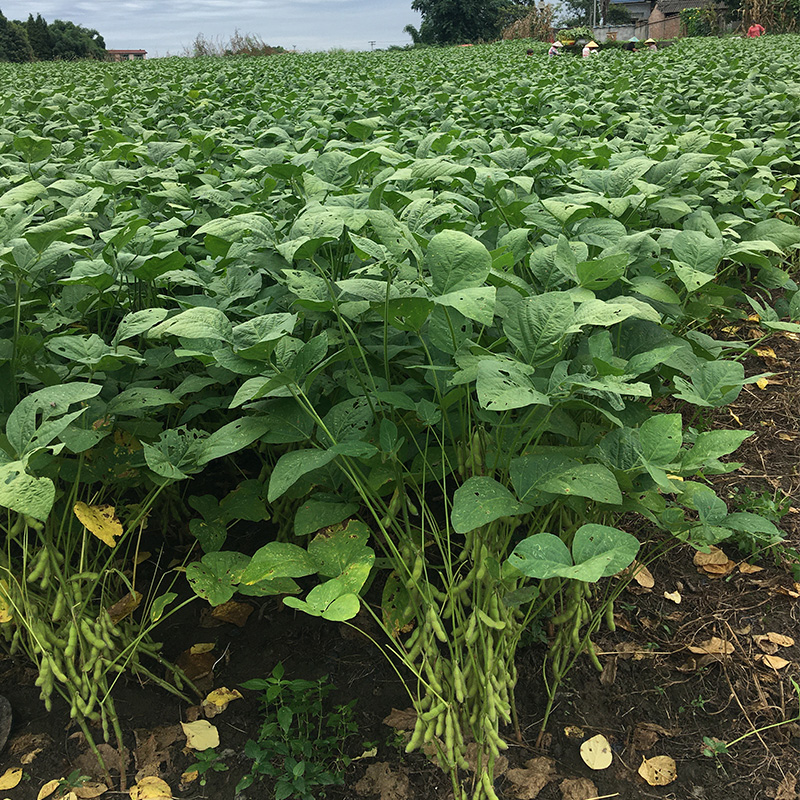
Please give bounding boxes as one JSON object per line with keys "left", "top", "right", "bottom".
{"left": 582, "top": 40, "right": 599, "bottom": 57}
{"left": 747, "top": 22, "right": 765, "bottom": 36}
{"left": 548, "top": 40, "right": 564, "bottom": 56}
{"left": 644, "top": 37, "right": 658, "bottom": 51}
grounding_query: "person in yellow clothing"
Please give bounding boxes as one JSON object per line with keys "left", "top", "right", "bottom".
{"left": 582, "top": 40, "right": 599, "bottom": 57}
{"left": 644, "top": 37, "right": 658, "bottom": 51}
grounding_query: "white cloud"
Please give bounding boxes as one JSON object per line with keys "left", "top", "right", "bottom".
{"left": 1, "top": 0, "right": 419, "bottom": 53}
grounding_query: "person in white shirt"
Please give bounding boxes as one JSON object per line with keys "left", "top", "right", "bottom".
{"left": 548, "top": 41, "right": 564, "bottom": 55}
{"left": 582, "top": 40, "right": 599, "bottom": 57}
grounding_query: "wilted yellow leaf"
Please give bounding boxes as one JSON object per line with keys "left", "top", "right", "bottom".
{"left": 202, "top": 687, "right": 243, "bottom": 718}
{"left": 0, "top": 769, "right": 22, "bottom": 790}
{"left": 579, "top": 734, "right": 612, "bottom": 770}
{"left": 181, "top": 720, "right": 219, "bottom": 750}
{"left": 688, "top": 637, "right": 734, "bottom": 655}
{"left": 129, "top": 776, "right": 172, "bottom": 800}
{"left": 739, "top": 562, "right": 764, "bottom": 574}
{"left": 73, "top": 502, "right": 123, "bottom": 548}
{"left": 179, "top": 771, "right": 198, "bottom": 787}
{"left": 755, "top": 346, "right": 777, "bottom": 359}
{"left": 0, "top": 579, "right": 12, "bottom": 623}
{"left": 664, "top": 590, "right": 681, "bottom": 604}
{"left": 756, "top": 377, "right": 770, "bottom": 390}
{"left": 563, "top": 725, "right": 585, "bottom": 740}
{"left": 778, "top": 433, "right": 797, "bottom": 441}
{"left": 189, "top": 643, "right": 215, "bottom": 655}
{"left": 37, "top": 780, "right": 61, "bottom": 800}
{"left": 728, "top": 409, "right": 742, "bottom": 426}
{"left": 638, "top": 755, "right": 677, "bottom": 786}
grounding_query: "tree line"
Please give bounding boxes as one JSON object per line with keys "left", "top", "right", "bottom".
{"left": 0, "top": 9, "right": 106, "bottom": 62}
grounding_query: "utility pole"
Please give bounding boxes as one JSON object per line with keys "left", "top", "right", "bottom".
{"left": 369, "top": 40, "right": 376, "bottom": 50}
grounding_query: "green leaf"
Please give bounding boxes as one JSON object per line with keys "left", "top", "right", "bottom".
{"left": 294, "top": 495, "right": 359, "bottom": 536}
{"left": 283, "top": 578, "right": 361, "bottom": 621}
{"left": 672, "top": 229, "right": 724, "bottom": 274}
{"left": 198, "top": 417, "right": 272, "bottom": 465}
{"left": 308, "top": 520, "right": 374, "bottom": 594}
{"left": 426, "top": 230, "right": 492, "bottom": 295}
{"left": 476, "top": 359, "right": 550, "bottom": 411}
{"left": 576, "top": 254, "right": 626, "bottom": 290}
{"left": 451, "top": 477, "right": 529, "bottom": 534}
{"left": 149, "top": 307, "right": 232, "bottom": 343}
{"left": 150, "top": 592, "right": 178, "bottom": 623}
{"left": 744, "top": 219, "right": 800, "bottom": 250}
{"left": 106, "top": 388, "right": 179, "bottom": 416}
{"left": 433, "top": 287, "right": 496, "bottom": 326}
{"left": 186, "top": 551, "right": 250, "bottom": 606}
{"left": 538, "top": 464, "right": 622, "bottom": 505}
{"left": 570, "top": 523, "right": 640, "bottom": 578}
{"left": 113, "top": 309, "right": 170, "bottom": 343}
{"left": 240, "top": 542, "right": 317, "bottom": 585}
{"left": 638, "top": 414, "right": 683, "bottom": 466}
{"left": 507, "top": 533, "right": 572, "bottom": 579}
{"left": 0, "top": 180, "right": 46, "bottom": 208}
{"left": 503, "top": 293, "right": 574, "bottom": 366}
{"left": 681, "top": 429, "right": 752, "bottom": 472}
{"left": 673, "top": 361, "right": 746, "bottom": 407}
{"left": 0, "top": 461, "right": 55, "bottom": 521}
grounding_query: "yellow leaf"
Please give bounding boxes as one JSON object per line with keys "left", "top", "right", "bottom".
{"left": 631, "top": 561, "right": 655, "bottom": 589}
{"left": 638, "top": 755, "right": 677, "bottom": 786}
{"left": 0, "top": 579, "right": 12, "bottom": 624}
{"left": 0, "top": 769, "right": 22, "bottom": 790}
{"left": 181, "top": 720, "right": 219, "bottom": 750}
{"left": 693, "top": 547, "right": 728, "bottom": 567}
{"left": 755, "top": 346, "right": 777, "bottom": 359}
{"left": 202, "top": 687, "right": 243, "bottom": 719}
{"left": 579, "top": 734, "right": 613, "bottom": 770}
{"left": 129, "top": 776, "right": 173, "bottom": 800}
{"left": 756, "top": 377, "right": 769, "bottom": 390}
{"left": 739, "top": 562, "right": 764, "bottom": 574}
{"left": 778, "top": 433, "right": 797, "bottom": 441}
{"left": 663, "top": 590, "right": 682, "bottom": 604}
{"left": 37, "top": 779, "right": 61, "bottom": 800}
{"left": 563, "top": 725, "right": 585, "bottom": 740}
{"left": 189, "top": 642, "right": 215, "bottom": 655}
{"left": 728, "top": 409, "right": 742, "bottom": 426}
{"left": 73, "top": 502, "right": 123, "bottom": 548}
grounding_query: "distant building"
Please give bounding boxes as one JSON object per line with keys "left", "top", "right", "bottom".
{"left": 107, "top": 49, "right": 147, "bottom": 61}
{"left": 648, "top": 0, "right": 727, "bottom": 39}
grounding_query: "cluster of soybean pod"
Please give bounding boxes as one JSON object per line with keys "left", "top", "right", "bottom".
{"left": 3, "top": 515, "right": 179, "bottom": 741}
{"left": 395, "top": 524, "right": 524, "bottom": 800}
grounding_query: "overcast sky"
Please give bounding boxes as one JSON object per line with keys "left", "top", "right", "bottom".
{"left": 1, "top": 0, "right": 422, "bottom": 55}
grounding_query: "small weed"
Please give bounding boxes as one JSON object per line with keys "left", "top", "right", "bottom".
{"left": 702, "top": 736, "right": 729, "bottom": 757}
{"left": 237, "top": 662, "right": 358, "bottom": 799}
{"left": 185, "top": 748, "right": 229, "bottom": 786}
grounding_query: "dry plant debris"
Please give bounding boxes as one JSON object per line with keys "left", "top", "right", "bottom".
{"left": 202, "top": 686, "right": 243, "bottom": 718}
{"left": 180, "top": 720, "right": 219, "bottom": 750}
{"left": 637, "top": 754, "right": 677, "bottom": 786}
{"left": 505, "top": 756, "right": 557, "bottom": 799}
{"left": 579, "top": 734, "right": 613, "bottom": 770}
{"left": 354, "top": 762, "right": 410, "bottom": 800}
{"left": 128, "top": 776, "right": 173, "bottom": 799}
{"left": 73, "top": 502, "right": 123, "bottom": 548}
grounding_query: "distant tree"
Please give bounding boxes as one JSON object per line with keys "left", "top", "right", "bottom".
{"left": 0, "top": 11, "right": 34, "bottom": 62}
{"left": 49, "top": 19, "right": 106, "bottom": 59}
{"left": 26, "top": 13, "right": 53, "bottom": 60}
{"left": 409, "top": 0, "right": 505, "bottom": 44}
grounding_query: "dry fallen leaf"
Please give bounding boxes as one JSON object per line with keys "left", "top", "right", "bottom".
{"left": 505, "top": 756, "right": 557, "bottom": 799}
{"left": 107, "top": 592, "right": 143, "bottom": 625}
{"left": 73, "top": 502, "right": 123, "bottom": 548}
{"left": 664, "top": 590, "right": 682, "bottom": 604}
{"left": 759, "top": 654, "right": 791, "bottom": 670}
{"left": 202, "top": 687, "right": 243, "bottom": 718}
{"left": 563, "top": 725, "right": 585, "bottom": 739}
{"left": 129, "top": 776, "right": 173, "bottom": 800}
{"left": 738, "top": 562, "right": 765, "bottom": 574}
{"left": 37, "top": 780, "right": 61, "bottom": 800}
{"left": 559, "top": 777, "right": 598, "bottom": 800}
{"left": 638, "top": 755, "right": 677, "bottom": 786}
{"left": 693, "top": 546, "right": 729, "bottom": 566}
{"left": 778, "top": 433, "right": 797, "bottom": 441}
{"left": 180, "top": 720, "right": 219, "bottom": 751}
{"left": 756, "top": 377, "right": 770, "bottom": 390}
{"left": 631, "top": 561, "right": 655, "bottom": 589}
{"left": 0, "top": 579, "right": 12, "bottom": 623}
{"left": 210, "top": 600, "right": 252, "bottom": 627}
{"left": 176, "top": 647, "right": 216, "bottom": 681}
{"left": 382, "top": 708, "right": 417, "bottom": 731}
{"left": 0, "top": 768, "right": 22, "bottom": 791}
{"left": 688, "top": 637, "right": 734, "bottom": 656}
{"left": 354, "top": 762, "right": 409, "bottom": 800}
{"left": 189, "top": 643, "right": 215, "bottom": 654}
{"left": 774, "top": 773, "right": 797, "bottom": 800}
{"left": 755, "top": 346, "right": 777, "bottom": 360}
{"left": 766, "top": 632, "right": 795, "bottom": 648}
{"left": 579, "top": 734, "right": 612, "bottom": 770}
{"left": 74, "top": 782, "right": 108, "bottom": 798}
